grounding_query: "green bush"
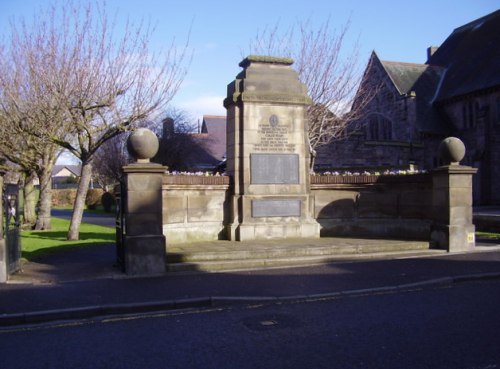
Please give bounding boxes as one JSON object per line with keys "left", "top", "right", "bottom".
{"left": 85, "top": 189, "right": 104, "bottom": 210}
{"left": 101, "top": 192, "right": 115, "bottom": 213}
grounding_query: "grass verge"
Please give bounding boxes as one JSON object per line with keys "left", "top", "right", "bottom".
{"left": 19, "top": 220, "right": 499, "bottom": 263}
{"left": 476, "top": 231, "right": 500, "bottom": 240}
{"left": 21, "top": 217, "right": 115, "bottom": 261}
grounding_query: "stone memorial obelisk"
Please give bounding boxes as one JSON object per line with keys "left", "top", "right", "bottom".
{"left": 224, "top": 56, "right": 320, "bottom": 241}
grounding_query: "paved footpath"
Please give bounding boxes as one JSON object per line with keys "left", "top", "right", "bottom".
{"left": 1, "top": 238, "right": 500, "bottom": 326}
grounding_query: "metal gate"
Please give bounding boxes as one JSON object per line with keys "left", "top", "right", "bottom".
{"left": 4, "top": 184, "right": 20, "bottom": 276}
{"left": 115, "top": 182, "right": 126, "bottom": 271}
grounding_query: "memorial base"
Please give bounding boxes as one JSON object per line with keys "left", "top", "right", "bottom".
{"left": 124, "top": 235, "right": 167, "bottom": 276}
{"left": 232, "top": 221, "right": 320, "bottom": 241}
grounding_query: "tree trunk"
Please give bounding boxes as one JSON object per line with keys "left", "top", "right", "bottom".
{"left": 309, "top": 145, "right": 317, "bottom": 172}
{"left": 67, "top": 162, "right": 92, "bottom": 241}
{"left": 34, "top": 168, "right": 53, "bottom": 230}
{"left": 310, "top": 154, "right": 317, "bottom": 172}
{"left": 23, "top": 171, "right": 38, "bottom": 227}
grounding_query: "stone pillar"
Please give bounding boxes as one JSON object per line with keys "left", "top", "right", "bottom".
{"left": 431, "top": 137, "right": 477, "bottom": 252}
{"left": 223, "top": 55, "right": 320, "bottom": 241}
{"left": 122, "top": 128, "right": 167, "bottom": 275}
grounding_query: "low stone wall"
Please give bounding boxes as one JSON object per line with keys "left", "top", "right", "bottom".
{"left": 162, "top": 176, "right": 230, "bottom": 243}
{"left": 311, "top": 174, "right": 433, "bottom": 240}
{"left": 161, "top": 174, "right": 435, "bottom": 243}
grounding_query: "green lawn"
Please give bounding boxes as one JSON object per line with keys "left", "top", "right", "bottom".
{"left": 19, "top": 218, "right": 500, "bottom": 262}
{"left": 476, "top": 231, "right": 500, "bottom": 240}
{"left": 21, "top": 217, "right": 115, "bottom": 261}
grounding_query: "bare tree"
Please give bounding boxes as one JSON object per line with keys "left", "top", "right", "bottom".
{"left": 249, "top": 18, "right": 375, "bottom": 168}
{"left": 0, "top": 98, "right": 61, "bottom": 229}
{"left": 1, "top": 1, "right": 190, "bottom": 240}
{"left": 92, "top": 133, "right": 129, "bottom": 191}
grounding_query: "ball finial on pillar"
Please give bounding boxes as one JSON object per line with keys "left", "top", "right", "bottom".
{"left": 438, "top": 137, "right": 466, "bottom": 165}
{"left": 127, "top": 128, "right": 159, "bottom": 163}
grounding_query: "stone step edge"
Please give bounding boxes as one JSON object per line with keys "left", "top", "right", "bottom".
{"left": 167, "top": 249, "right": 444, "bottom": 273}
{"left": 167, "top": 242, "right": 431, "bottom": 263}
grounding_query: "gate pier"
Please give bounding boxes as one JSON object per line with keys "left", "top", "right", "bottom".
{"left": 118, "top": 128, "right": 167, "bottom": 276}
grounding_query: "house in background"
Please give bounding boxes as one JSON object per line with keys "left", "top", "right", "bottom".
{"left": 319, "top": 10, "right": 500, "bottom": 205}
{"left": 192, "top": 115, "right": 227, "bottom": 170}
{"left": 51, "top": 164, "right": 81, "bottom": 188}
{"left": 156, "top": 115, "right": 227, "bottom": 172}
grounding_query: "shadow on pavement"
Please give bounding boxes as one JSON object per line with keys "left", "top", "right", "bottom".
{"left": 13, "top": 243, "right": 120, "bottom": 284}
{"left": 0, "top": 241, "right": 500, "bottom": 318}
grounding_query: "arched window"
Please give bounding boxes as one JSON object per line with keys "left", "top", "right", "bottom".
{"left": 381, "top": 118, "right": 392, "bottom": 140}
{"left": 366, "top": 114, "right": 393, "bottom": 141}
{"left": 461, "top": 100, "right": 476, "bottom": 129}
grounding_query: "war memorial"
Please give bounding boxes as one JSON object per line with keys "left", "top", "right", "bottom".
{"left": 0, "top": 56, "right": 479, "bottom": 279}
{"left": 109, "top": 56, "right": 477, "bottom": 276}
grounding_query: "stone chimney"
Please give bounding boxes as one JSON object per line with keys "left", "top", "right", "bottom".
{"left": 162, "top": 117, "right": 175, "bottom": 139}
{"left": 427, "top": 46, "right": 439, "bottom": 61}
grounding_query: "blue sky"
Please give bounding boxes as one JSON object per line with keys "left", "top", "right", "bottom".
{"left": 0, "top": 0, "right": 498, "bottom": 122}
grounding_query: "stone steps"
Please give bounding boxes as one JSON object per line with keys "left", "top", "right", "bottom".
{"left": 166, "top": 239, "right": 442, "bottom": 272}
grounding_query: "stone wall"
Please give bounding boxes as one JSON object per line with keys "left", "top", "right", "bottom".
{"left": 311, "top": 174, "right": 433, "bottom": 240}
{"left": 437, "top": 90, "right": 500, "bottom": 205}
{"left": 162, "top": 176, "right": 230, "bottom": 243}
{"left": 162, "top": 174, "right": 434, "bottom": 243}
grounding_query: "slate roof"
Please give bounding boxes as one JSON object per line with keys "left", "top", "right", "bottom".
{"left": 176, "top": 115, "right": 227, "bottom": 170}
{"left": 379, "top": 58, "right": 448, "bottom": 134}
{"left": 199, "top": 115, "right": 226, "bottom": 162}
{"left": 364, "top": 10, "right": 500, "bottom": 133}
{"left": 427, "top": 10, "right": 500, "bottom": 102}
{"left": 381, "top": 61, "right": 429, "bottom": 95}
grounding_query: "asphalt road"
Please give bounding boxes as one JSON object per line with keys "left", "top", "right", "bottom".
{"left": 52, "top": 208, "right": 115, "bottom": 228}
{"left": 1, "top": 279, "right": 499, "bottom": 369}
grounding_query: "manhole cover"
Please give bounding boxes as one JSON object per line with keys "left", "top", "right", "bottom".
{"left": 260, "top": 320, "right": 278, "bottom": 327}
{"left": 242, "top": 314, "right": 300, "bottom": 332}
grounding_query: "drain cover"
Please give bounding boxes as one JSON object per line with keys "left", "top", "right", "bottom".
{"left": 242, "top": 314, "right": 300, "bottom": 332}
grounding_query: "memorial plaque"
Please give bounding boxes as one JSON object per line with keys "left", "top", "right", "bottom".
{"left": 250, "top": 154, "right": 299, "bottom": 184}
{"left": 252, "top": 199, "right": 301, "bottom": 217}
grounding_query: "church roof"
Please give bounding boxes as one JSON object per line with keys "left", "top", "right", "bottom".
{"left": 381, "top": 60, "right": 444, "bottom": 98}
{"left": 427, "top": 10, "right": 500, "bottom": 102}
{"left": 377, "top": 57, "right": 448, "bottom": 134}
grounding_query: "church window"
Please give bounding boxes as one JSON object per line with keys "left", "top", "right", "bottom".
{"left": 381, "top": 118, "right": 392, "bottom": 140}
{"left": 462, "top": 100, "right": 476, "bottom": 129}
{"left": 366, "top": 114, "right": 393, "bottom": 141}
